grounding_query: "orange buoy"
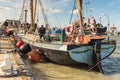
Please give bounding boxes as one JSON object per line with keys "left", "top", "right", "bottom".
{"left": 16, "top": 40, "right": 24, "bottom": 48}
{"left": 28, "top": 49, "right": 42, "bottom": 62}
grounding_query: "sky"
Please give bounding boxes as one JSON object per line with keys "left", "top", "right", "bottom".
{"left": 0, "top": 0, "right": 120, "bottom": 31}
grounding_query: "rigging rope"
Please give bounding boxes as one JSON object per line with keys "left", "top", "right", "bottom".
{"left": 38, "top": 0, "right": 49, "bottom": 28}
{"left": 50, "top": 0, "right": 62, "bottom": 28}
{"left": 69, "top": 0, "right": 76, "bottom": 24}
{"left": 19, "top": 0, "right": 25, "bottom": 22}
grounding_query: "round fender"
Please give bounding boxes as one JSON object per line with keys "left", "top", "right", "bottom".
{"left": 16, "top": 40, "right": 24, "bottom": 48}
{"left": 28, "top": 49, "right": 42, "bottom": 62}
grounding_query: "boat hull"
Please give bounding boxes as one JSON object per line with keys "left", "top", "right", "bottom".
{"left": 17, "top": 34, "right": 116, "bottom": 66}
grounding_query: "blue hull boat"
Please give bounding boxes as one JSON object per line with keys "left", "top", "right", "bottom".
{"left": 17, "top": 34, "right": 116, "bottom": 72}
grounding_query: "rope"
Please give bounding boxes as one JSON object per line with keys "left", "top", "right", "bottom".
{"left": 50, "top": 0, "right": 62, "bottom": 28}
{"left": 69, "top": 0, "right": 76, "bottom": 24}
{"left": 19, "top": 0, "right": 25, "bottom": 22}
{"left": 38, "top": 0, "right": 49, "bottom": 27}
{"left": 87, "top": 60, "right": 103, "bottom": 73}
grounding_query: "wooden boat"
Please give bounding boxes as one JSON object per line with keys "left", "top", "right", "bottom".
{"left": 15, "top": 0, "right": 116, "bottom": 72}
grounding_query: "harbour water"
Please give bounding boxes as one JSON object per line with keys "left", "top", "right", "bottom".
{"left": 29, "top": 53, "right": 120, "bottom": 80}
{"left": 29, "top": 36, "right": 120, "bottom": 80}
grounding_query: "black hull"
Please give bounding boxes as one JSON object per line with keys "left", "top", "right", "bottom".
{"left": 96, "top": 27, "right": 107, "bottom": 33}
{"left": 31, "top": 45, "right": 83, "bottom": 65}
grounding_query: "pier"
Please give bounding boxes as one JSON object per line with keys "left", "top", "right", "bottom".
{"left": 0, "top": 36, "right": 30, "bottom": 80}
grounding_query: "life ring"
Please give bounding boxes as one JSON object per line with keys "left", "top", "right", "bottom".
{"left": 65, "top": 25, "right": 74, "bottom": 35}
{"left": 88, "top": 17, "right": 96, "bottom": 26}
{"left": 89, "top": 25, "right": 97, "bottom": 35}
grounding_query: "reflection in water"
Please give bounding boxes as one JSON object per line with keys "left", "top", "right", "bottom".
{"left": 102, "top": 56, "right": 120, "bottom": 75}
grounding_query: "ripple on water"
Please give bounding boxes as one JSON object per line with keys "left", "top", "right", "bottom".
{"left": 102, "top": 57, "right": 120, "bottom": 75}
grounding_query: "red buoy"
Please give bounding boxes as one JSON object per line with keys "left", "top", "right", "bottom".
{"left": 16, "top": 40, "right": 24, "bottom": 48}
{"left": 28, "top": 49, "right": 42, "bottom": 63}
{"left": 6, "top": 30, "right": 14, "bottom": 36}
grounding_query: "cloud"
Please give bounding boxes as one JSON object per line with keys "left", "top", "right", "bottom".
{"left": 0, "top": 0, "right": 11, "bottom": 3}
{"left": 0, "top": 0, "right": 8, "bottom": 2}
{"left": 52, "top": 9, "right": 62, "bottom": 13}
{"left": 12, "top": 2, "right": 22, "bottom": 8}
{"left": 37, "top": 2, "right": 63, "bottom": 14}
{"left": 53, "top": 0, "right": 72, "bottom": 8}
{"left": 0, "top": 6, "right": 11, "bottom": 10}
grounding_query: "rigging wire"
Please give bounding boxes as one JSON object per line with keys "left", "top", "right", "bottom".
{"left": 19, "top": 0, "right": 25, "bottom": 22}
{"left": 85, "top": 0, "right": 89, "bottom": 18}
{"left": 85, "top": 0, "right": 93, "bottom": 17}
{"left": 50, "top": 0, "right": 62, "bottom": 28}
{"left": 69, "top": 0, "right": 76, "bottom": 24}
{"left": 38, "top": 0, "right": 49, "bottom": 28}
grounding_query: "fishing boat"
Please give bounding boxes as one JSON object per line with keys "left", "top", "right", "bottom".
{"left": 15, "top": 0, "right": 116, "bottom": 72}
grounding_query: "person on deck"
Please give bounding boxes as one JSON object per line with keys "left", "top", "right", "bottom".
{"left": 51, "top": 27, "right": 56, "bottom": 34}
{"left": 38, "top": 25, "right": 46, "bottom": 39}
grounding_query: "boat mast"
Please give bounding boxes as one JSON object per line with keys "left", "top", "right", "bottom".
{"left": 77, "top": 0, "right": 84, "bottom": 29}
{"left": 30, "top": 0, "right": 34, "bottom": 31}
{"left": 30, "top": 0, "right": 37, "bottom": 31}
{"left": 25, "top": 9, "right": 28, "bottom": 25}
{"left": 33, "top": 0, "right": 37, "bottom": 24}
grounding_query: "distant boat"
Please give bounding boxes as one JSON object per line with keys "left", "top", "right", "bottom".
{"left": 86, "top": 17, "right": 107, "bottom": 35}
{"left": 96, "top": 23, "right": 107, "bottom": 34}
{"left": 14, "top": 0, "right": 116, "bottom": 72}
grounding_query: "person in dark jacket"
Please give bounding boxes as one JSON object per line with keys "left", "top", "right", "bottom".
{"left": 38, "top": 25, "right": 46, "bottom": 39}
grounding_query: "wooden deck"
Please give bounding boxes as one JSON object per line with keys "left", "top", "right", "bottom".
{"left": 0, "top": 36, "right": 31, "bottom": 80}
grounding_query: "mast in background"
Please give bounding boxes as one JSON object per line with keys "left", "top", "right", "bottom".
{"left": 24, "top": 9, "right": 28, "bottom": 25}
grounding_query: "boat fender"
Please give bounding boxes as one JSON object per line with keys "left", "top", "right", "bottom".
{"left": 88, "top": 17, "right": 96, "bottom": 26}
{"left": 19, "top": 43, "right": 31, "bottom": 54}
{"left": 6, "top": 30, "right": 14, "bottom": 36}
{"left": 89, "top": 25, "right": 97, "bottom": 35}
{"left": 28, "top": 49, "right": 42, "bottom": 62}
{"left": 16, "top": 40, "right": 24, "bottom": 48}
{"left": 65, "top": 25, "right": 74, "bottom": 35}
